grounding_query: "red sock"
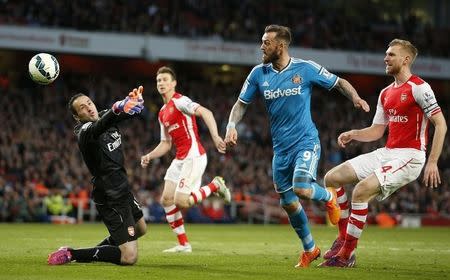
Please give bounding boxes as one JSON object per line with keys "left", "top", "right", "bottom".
{"left": 190, "top": 183, "right": 218, "bottom": 204}
{"left": 164, "top": 205, "right": 189, "bottom": 245}
{"left": 177, "top": 233, "right": 188, "bottom": 246}
{"left": 336, "top": 187, "right": 349, "bottom": 239}
{"left": 338, "top": 202, "right": 368, "bottom": 259}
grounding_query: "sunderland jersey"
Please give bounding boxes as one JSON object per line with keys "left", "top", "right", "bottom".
{"left": 239, "top": 58, "right": 339, "bottom": 154}
{"left": 372, "top": 75, "right": 441, "bottom": 151}
{"left": 159, "top": 92, "right": 206, "bottom": 159}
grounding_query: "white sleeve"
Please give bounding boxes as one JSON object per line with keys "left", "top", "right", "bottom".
{"left": 411, "top": 82, "right": 441, "bottom": 118}
{"left": 173, "top": 96, "right": 200, "bottom": 115}
{"left": 372, "top": 93, "right": 388, "bottom": 125}
{"left": 159, "top": 118, "right": 171, "bottom": 141}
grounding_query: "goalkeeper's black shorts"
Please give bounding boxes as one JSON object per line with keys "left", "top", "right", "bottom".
{"left": 96, "top": 192, "right": 143, "bottom": 245}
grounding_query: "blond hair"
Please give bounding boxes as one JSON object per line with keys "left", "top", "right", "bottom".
{"left": 388, "top": 39, "right": 418, "bottom": 64}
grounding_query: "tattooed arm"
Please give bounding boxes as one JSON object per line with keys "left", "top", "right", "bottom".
{"left": 224, "top": 100, "right": 248, "bottom": 147}
{"left": 334, "top": 78, "right": 370, "bottom": 112}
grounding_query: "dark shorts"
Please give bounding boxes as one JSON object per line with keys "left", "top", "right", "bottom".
{"left": 96, "top": 192, "right": 144, "bottom": 246}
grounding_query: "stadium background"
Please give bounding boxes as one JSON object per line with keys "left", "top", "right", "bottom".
{"left": 0, "top": 0, "right": 449, "bottom": 228}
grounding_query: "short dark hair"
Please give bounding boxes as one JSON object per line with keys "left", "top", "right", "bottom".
{"left": 264, "top": 25, "right": 292, "bottom": 45}
{"left": 68, "top": 93, "right": 86, "bottom": 116}
{"left": 156, "top": 66, "right": 177, "bottom": 81}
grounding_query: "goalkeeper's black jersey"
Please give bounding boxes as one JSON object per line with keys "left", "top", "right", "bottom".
{"left": 74, "top": 109, "right": 133, "bottom": 202}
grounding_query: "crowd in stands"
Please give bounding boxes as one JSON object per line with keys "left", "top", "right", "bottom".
{"left": 0, "top": 70, "right": 448, "bottom": 223}
{"left": 1, "top": 0, "right": 450, "bottom": 58}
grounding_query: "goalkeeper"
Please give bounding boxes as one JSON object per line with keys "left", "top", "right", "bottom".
{"left": 48, "top": 86, "right": 147, "bottom": 266}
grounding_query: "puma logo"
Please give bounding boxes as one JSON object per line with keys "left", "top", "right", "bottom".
{"left": 93, "top": 249, "right": 100, "bottom": 260}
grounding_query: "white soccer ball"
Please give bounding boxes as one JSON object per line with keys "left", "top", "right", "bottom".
{"left": 28, "top": 53, "right": 60, "bottom": 85}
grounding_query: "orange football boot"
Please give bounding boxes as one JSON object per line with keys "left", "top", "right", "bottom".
{"left": 326, "top": 187, "right": 340, "bottom": 225}
{"left": 295, "top": 246, "right": 321, "bottom": 268}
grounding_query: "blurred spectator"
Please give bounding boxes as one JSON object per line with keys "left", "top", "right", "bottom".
{"left": 201, "top": 198, "right": 232, "bottom": 223}
{"left": 0, "top": 0, "right": 449, "bottom": 57}
{"left": 69, "top": 185, "right": 89, "bottom": 213}
{"left": 44, "top": 189, "right": 72, "bottom": 216}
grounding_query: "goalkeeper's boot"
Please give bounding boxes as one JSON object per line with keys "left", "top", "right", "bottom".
{"left": 323, "top": 237, "right": 345, "bottom": 259}
{"left": 212, "top": 176, "right": 231, "bottom": 204}
{"left": 318, "top": 254, "right": 356, "bottom": 268}
{"left": 48, "top": 246, "right": 72, "bottom": 265}
{"left": 325, "top": 187, "right": 340, "bottom": 225}
{"left": 163, "top": 243, "right": 192, "bottom": 253}
{"left": 295, "top": 246, "right": 321, "bottom": 268}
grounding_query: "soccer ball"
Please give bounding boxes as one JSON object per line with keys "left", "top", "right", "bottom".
{"left": 28, "top": 53, "right": 60, "bottom": 85}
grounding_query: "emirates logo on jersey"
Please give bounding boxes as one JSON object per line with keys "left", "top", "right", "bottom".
{"left": 388, "top": 109, "right": 408, "bottom": 123}
{"left": 106, "top": 131, "right": 122, "bottom": 152}
{"left": 401, "top": 93, "right": 407, "bottom": 102}
{"left": 389, "top": 115, "right": 409, "bottom": 122}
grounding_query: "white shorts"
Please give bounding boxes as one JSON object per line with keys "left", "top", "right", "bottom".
{"left": 164, "top": 154, "right": 208, "bottom": 195}
{"left": 348, "top": 148, "right": 426, "bottom": 201}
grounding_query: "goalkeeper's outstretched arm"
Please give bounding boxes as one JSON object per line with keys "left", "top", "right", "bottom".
{"left": 79, "top": 109, "right": 130, "bottom": 140}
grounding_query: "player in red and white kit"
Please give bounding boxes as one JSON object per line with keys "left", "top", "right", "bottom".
{"left": 319, "top": 39, "right": 447, "bottom": 267}
{"left": 141, "top": 66, "right": 231, "bottom": 253}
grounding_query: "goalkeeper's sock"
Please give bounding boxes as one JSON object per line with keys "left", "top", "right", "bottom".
{"left": 338, "top": 202, "right": 368, "bottom": 259}
{"left": 189, "top": 183, "right": 218, "bottom": 205}
{"left": 336, "top": 187, "right": 349, "bottom": 239}
{"left": 310, "top": 182, "right": 332, "bottom": 202}
{"left": 69, "top": 245, "right": 121, "bottom": 264}
{"left": 288, "top": 204, "right": 315, "bottom": 252}
{"left": 164, "top": 205, "right": 188, "bottom": 245}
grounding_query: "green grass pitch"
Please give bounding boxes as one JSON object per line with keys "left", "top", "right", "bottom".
{"left": 0, "top": 223, "right": 449, "bottom": 279}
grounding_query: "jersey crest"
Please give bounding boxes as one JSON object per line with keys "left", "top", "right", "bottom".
{"left": 292, "top": 74, "right": 302, "bottom": 84}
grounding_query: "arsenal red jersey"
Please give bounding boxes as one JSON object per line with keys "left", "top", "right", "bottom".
{"left": 158, "top": 93, "right": 206, "bottom": 159}
{"left": 372, "top": 75, "right": 441, "bottom": 151}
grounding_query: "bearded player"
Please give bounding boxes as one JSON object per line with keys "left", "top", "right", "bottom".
{"left": 225, "top": 25, "right": 370, "bottom": 268}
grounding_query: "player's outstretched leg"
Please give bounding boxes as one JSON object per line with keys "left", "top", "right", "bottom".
{"left": 296, "top": 182, "right": 340, "bottom": 225}
{"left": 293, "top": 171, "right": 340, "bottom": 225}
{"left": 48, "top": 245, "right": 121, "bottom": 265}
{"left": 189, "top": 176, "right": 231, "bottom": 205}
